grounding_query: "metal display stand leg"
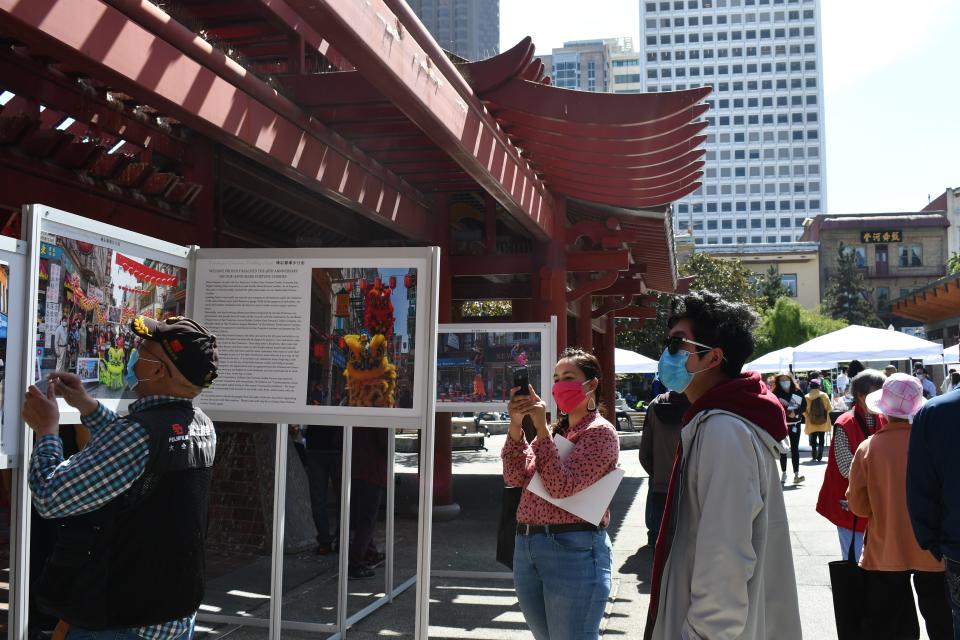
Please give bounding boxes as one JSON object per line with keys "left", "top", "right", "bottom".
{"left": 268, "top": 424, "right": 288, "bottom": 640}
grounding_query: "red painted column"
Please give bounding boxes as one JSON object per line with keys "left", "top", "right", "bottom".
{"left": 432, "top": 195, "right": 459, "bottom": 519}
{"left": 575, "top": 290, "right": 593, "bottom": 351}
{"left": 601, "top": 313, "right": 617, "bottom": 424}
{"left": 536, "top": 197, "right": 568, "bottom": 353}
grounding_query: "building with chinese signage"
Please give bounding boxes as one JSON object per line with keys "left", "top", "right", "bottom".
{"left": 802, "top": 211, "right": 949, "bottom": 326}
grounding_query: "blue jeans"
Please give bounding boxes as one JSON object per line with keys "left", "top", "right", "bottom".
{"left": 946, "top": 556, "right": 960, "bottom": 640}
{"left": 67, "top": 617, "right": 195, "bottom": 640}
{"left": 838, "top": 526, "right": 864, "bottom": 561}
{"left": 513, "top": 529, "right": 612, "bottom": 640}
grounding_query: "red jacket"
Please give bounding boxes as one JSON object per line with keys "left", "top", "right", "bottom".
{"left": 816, "top": 405, "right": 884, "bottom": 531}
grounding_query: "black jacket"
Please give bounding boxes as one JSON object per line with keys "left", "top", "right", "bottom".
{"left": 907, "top": 390, "right": 960, "bottom": 561}
{"left": 34, "top": 401, "right": 216, "bottom": 629}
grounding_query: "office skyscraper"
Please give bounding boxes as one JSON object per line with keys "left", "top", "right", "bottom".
{"left": 407, "top": 0, "right": 499, "bottom": 61}
{"left": 542, "top": 38, "right": 640, "bottom": 94}
{"left": 640, "top": 0, "right": 826, "bottom": 245}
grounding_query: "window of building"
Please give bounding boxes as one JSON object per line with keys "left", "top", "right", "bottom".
{"left": 876, "top": 287, "right": 890, "bottom": 310}
{"left": 899, "top": 245, "right": 923, "bottom": 267}
{"left": 751, "top": 217, "right": 762, "bottom": 226}
{"left": 810, "top": 199, "right": 821, "bottom": 209}
{"left": 752, "top": 235, "right": 762, "bottom": 243}
{"left": 707, "top": 202, "right": 718, "bottom": 212}
{"left": 722, "top": 219, "right": 732, "bottom": 228}
{"left": 693, "top": 203, "right": 703, "bottom": 213}
{"left": 707, "top": 220, "right": 718, "bottom": 230}
{"left": 780, "top": 273, "right": 798, "bottom": 296}
{"left": 766, "top": 213, "right": 776, "bottom": 222}
{"left": 767, "top": 235, "right": 777, "bottom": 243}
{"left": 736, "top": 218, "right": 747, "bottom": 228}
{"left": 722, "top": 237, "right": 734, "bottom": 244}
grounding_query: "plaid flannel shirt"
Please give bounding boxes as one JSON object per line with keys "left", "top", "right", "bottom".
{"left": 29, "top": 396, "right": 198, "bottom": 640}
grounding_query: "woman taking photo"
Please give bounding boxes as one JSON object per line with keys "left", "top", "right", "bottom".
{"left": 773, "top": 372, "right": 806, "bottom": 484}
{"left": 501, "top": 348, "right": 620, "bottom": 640}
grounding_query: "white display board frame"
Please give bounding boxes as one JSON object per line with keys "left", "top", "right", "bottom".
{"left": 24, "top": 204, "right": 194, "bottom": 424}
{"left": 435, "top": 319, "right": 557, "bottom": 416}
{"left": 12, "top": 205, "right": 442, "bottom": 640}
{"left": 189, "top": 247, "right": 438, "bottom": 429}
{"left": 0, "top": 235, "right": 28, "bottom": 469}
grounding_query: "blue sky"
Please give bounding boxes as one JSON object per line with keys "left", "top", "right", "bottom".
{"left": 500, "top": 0, "right": 960, "bottom": 214}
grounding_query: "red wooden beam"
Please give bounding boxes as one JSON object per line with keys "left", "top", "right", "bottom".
{"left": 550, "top": 171, "right": 704, "bottom": 199}
{"left": 0, "top": 50, "right": 186, "bottom": 161}
{"left": 567, "top": 250, "right": 630, "bottom": 272}
{"left": 283, "top": 0, "right": 555, "bottom": 239}
{"left": 0, "top": 0, "right": 434, "bottom": 241}
{"left": 543, "top": 160, "right": 705, "bottom": 191}
{"left": 616, "top": 306, "right": 658, "bottom": 320}
{"left": 493, "top": 103, "right": 709, "bottom": 141}
{"left": 519, "top": 135, "right": 708, "bottom": 170}
{"left": 567, "top": 270, "right": 619, "bottom": 302}
{"left": 448, "top": 254, "right": 533, "bottom": 277}
{"left": 597, "top": 277, "right": 650, "bottom": 298}
{"left": 451, "top": 278, "right": 532, "bottom": 300}
{"left": 591, "top": 295, "right": 634, "bottom": 319}
{"left": 484, "top": 80, "right": 710, "bottom": 126}
{"left": 554, "top": 181, "right": 702, "bottom": 210}
{"left": 531, "top": 149, "right": 705, "bottom": 180}
{"left": 565, "top": 217, "right": 621, "bottom": 246}
{"left": 507, "top": 121, "right": 709, "bottom": 156}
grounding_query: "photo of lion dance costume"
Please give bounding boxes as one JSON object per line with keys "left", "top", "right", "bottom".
{"left": 343, "top": 278, "right": 398, "bottom": 408}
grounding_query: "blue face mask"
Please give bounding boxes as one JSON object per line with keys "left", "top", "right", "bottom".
{"left": 125, "top": 349, "right": 161, "bottom": 389}
{"left": 658, "top": 348, "right": 696, "bottom": 393}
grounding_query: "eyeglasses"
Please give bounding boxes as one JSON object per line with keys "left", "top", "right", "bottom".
{"left": 663, "top": 335, "right": 715, "bottom": 356}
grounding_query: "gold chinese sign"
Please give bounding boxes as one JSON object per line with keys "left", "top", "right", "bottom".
{"left": 860, "top": 230, "right": 902, "bottom": 243}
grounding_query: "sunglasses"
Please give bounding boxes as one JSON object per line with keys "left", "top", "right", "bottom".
{"left": 663, "top": 335, "right": 715, "bottom": 356}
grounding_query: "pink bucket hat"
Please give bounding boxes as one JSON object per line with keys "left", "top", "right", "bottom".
{"left": 865, "top": 372, "right": 925, "bottom": 422}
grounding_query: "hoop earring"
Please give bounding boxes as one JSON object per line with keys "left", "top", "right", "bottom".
{"left": 586, "top": 395, "right": 597, "bottom": 412}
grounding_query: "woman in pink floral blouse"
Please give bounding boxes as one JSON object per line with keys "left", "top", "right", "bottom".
{"left": 501, "top": 347, "right": 620, "bottom": 640}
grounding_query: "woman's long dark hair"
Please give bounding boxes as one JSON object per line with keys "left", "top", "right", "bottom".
{"left": 552, "top": 347, "right": 604, "bottom": 437}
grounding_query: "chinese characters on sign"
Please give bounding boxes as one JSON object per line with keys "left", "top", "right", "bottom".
{"left": 860, "top": 230, "right": 902, "bottom": 243}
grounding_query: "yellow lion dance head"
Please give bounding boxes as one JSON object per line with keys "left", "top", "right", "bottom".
{"left": 342, "top": 334, "right": 397, "bottom": 408}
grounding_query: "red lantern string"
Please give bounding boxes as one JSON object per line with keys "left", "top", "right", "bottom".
{"left": 389, "top": 275, "right": 397, "bottom": 289}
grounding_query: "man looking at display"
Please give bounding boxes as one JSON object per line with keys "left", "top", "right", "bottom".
{"left": 645, "top": 291, "right": 801, "bottom": 640}
{"left": 23, "top": 315, "right": 219, "bottom": 640}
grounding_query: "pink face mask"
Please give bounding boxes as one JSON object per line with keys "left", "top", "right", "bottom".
{"left": 552, "top": 380, "right": 591, "bottom": 413}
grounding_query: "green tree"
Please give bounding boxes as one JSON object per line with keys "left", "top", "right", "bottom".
{"left": 753, "top": 297, "right": 847, "bottom": 357}
{"left": 822, "top": 242, "right": 883, "bottom": 327}
{"left": 948, "top": 251, "right": 960, "bottom": 275}
{"left": 459, "top": 300, "right": 511, "bottom": 317}
{"left": 615, "top": 293, "right": 674, "bottom": 360}
{"left": 617, "top": 253, "right": 765, "bottom": 359}
{"left": 679, "top": 252, "right": 763, "bottom": 308}
{"left": 757, "top": 264, "right": 791, "bottom": 310}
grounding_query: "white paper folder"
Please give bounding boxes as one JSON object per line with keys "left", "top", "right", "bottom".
{"left": 526, "top": 434, "right": 625, "bottom": 526}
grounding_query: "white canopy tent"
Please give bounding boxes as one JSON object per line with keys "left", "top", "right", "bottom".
{"left": 792, "top": 325, "right": 944, "bottom": 369}
{"left": 615, "top": 347, "right": 659, "bottom": 374}
{"left": 743, "top": 346, "right": 795, "bottom": 373}
{"left": 944, "top": 344, "right": 959, "bottom": 365}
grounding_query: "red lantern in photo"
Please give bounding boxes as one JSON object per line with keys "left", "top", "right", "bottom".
{"left": 389, "top": 275, "right": 397, "bottom": 289}
{"left": 344, "top": 280, "right": 353, "bottom": 293}
{"left": 374, "top": 276, "right": 382, "bottom": 289}
{"left": 359, "top": 277, "right": 367, "bottom": 291}
{"left": 404, "top": 273, "right": 415, "bottom": 289}
{"left": 334, "top": 287, "right": 350, "bottom": 318}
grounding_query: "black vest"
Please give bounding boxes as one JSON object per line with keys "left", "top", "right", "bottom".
{"left": 34, "top": 400, "right": 216, "bottom": 629}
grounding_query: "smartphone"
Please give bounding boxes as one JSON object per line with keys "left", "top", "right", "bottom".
{"left": 512, "top": 366, "right": 530, "bottom": 396}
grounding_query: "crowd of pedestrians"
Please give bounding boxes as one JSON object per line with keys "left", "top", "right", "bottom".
{"left": 14, "top": 296, "right": 960, "bottom": 640}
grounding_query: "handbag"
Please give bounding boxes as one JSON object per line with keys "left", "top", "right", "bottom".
{"left": 496, "top": 486, "right": 522, "bottom": 569}
{"left": 828, "top": 516, "right": 865, "bottom": 640}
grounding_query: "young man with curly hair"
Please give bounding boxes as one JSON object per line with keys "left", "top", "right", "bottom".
{"left": 645, "top": 291, "right": 802, "bottom": 640}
